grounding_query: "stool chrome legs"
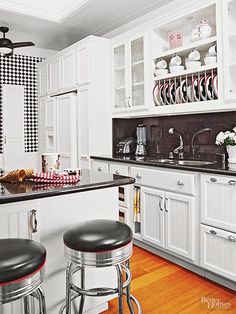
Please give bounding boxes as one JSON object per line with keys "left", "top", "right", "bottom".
{"left": 23, "top": 296, "right": 30, "bottom": 314}
{"left": 125, "top": 260, "right": 135, "bottom": 314}
{"left": 22, "top": 286, "right": 46, "bottom": 314}
{"left": 116, "top": 265, "right": 124, "bottom": 314}
{"left": 62, "top": 259, "right": 142, "bottom": 314}
{"left": 78, "top": 267, "right": 85, "bottom": 314}
{"left": 66, "top": 263, "right": 73, "bottom": 314}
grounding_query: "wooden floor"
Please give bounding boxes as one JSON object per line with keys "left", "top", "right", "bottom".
{"left": 102, "top": 246, "right": 236, "bottom": 314}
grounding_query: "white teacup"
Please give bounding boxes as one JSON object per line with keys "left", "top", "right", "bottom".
{"left": 170, "top": 55, "right": 182, "bottom": 66}
{"left": 156, "top": 59, "right": 167, "bottom": 69}
{"left": 208, "top": 44, "right": 217, "bottom": 56}
{"left": 188, "top": 49, "right": 201, "bottom": 61}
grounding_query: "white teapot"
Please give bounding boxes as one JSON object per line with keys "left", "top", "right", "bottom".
{"left": 191, "top": 19, "right": 212, "bottom": 41}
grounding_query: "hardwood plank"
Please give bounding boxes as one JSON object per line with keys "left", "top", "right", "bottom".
{"left": 102, "top": 246, "right": 236, "bottom": 314}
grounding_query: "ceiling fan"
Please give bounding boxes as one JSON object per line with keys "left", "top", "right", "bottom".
{"left": 0, "top": 27, "right": 34, "bottom": 57}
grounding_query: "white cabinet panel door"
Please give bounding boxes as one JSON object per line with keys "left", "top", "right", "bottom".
{"left": 141, "top": 187, "right": 165, "bottom": 248}
{"left": 38, "top": 63, "right": 48, "bottom": 96}
{"left": 48, "top": 58, "right": 61, "bottom": 94}
{"left": 201, "top": 225, "right": 236, "bottom": 281}
{"left": 165, "top": 192, "right": 195, "bottom": 261}
{"left": 61, "top": 50, "right": 76, "bottom": 91}
{"left": 77, "top": 85, "right": 90, "bottom": 169}
{"left": 201, "top": 174, "right": 236, "bottom": 233}
{"left": 56, "top": 94, "right": 77, "bottom": 170}
{"left": 2, "top": 85, "right": 25, "bottom": 170}
{"left": 76, "top": 45, "right": 90, "bottom": 86}
{"left": 0, "top": 202, "right": 38, "bottom": 314}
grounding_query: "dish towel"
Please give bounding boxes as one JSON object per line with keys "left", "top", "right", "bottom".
{"left": 30, "top": 172, "right": 80, "bottom": 184}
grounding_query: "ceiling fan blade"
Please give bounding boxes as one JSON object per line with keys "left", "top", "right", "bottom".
{"left": 12, "top": 42, "right": 35, "bottom": 48}
{"left": 4, "top": 51, "right": 13, "bottom": 57}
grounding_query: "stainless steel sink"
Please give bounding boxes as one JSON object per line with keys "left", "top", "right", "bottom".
{"left": 149, "top": 158, "right": 176, "bottom": 164}
{"left": 177, "top": 160, "right": 217, "bottom": 166}
{"left": 148, "top": 158, "right": 217, "bottom": 166}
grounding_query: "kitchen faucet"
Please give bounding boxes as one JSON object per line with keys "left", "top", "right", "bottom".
{"left": 168, "top": 128, "right": 184, "bottom": 159}
{"left": 190, "top": 128, "right": 212, "bottom": 157}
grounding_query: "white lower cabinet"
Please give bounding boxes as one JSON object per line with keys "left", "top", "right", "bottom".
{"left": 200, "top": 224, "right": 236, "bottom": 282}
{"left": 140, "top": 187, "right": 195, "bottom": 261}
{"left": 165, "top": 192, "right": 195, "bottom": 261}
{"left": 91, "top": 160, "right": 109, "bottom": 173}
{"left": 0, "top": 201, "right": 39, "bottom": 314}
{"left": 201, "top": 174, "right": 236, "bottom": 233}
{"left": 141, "top": 187, "right": 164, "bottom": 248}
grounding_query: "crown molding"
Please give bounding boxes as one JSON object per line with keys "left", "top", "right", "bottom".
{"left": 0, "top": 0, "right": 90, "bottom": 23}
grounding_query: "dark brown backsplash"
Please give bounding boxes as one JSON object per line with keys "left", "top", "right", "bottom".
{"left": 113, "top": 112, "right": 236, "bottom": 156}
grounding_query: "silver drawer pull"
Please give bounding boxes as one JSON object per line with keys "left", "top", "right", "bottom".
{"left": 136, "top": 174, "right": 141, "bottom": 179}
{"left": 229, "top": 180, "right": 236, "bottom": 185}
{"left": 210, "top": 178, "right": 217, "bottom": 183}
{"left": 177, "top": 180, "right": 184, "bottom": 186}
{"left": 210, "top": 230, "right": 217, "bottom": 235}
{"left": 228, "top": 235, "right": 236, "bottom": 242}
{"left": 31, "top": 209, "right": 38, "bottom": 233}
{"left": 164, "top": 198, "right": 168, "bottom": 213}
{"left": 115, "top": 170, "right": 120, "bottom": 175}
{"left": 98, "top": 167, "right": 102, "bottom": 171}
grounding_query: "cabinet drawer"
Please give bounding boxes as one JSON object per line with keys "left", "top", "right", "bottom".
{"left": 130, "top": 166, "right": 195, "bottom": 195}
{"left": 200, "top": 224, "right": 236, "bottom": 281}
{"left": 92, "top": 160, "right": 109, "bottom": 173}
{"left": 201, "top": 174, "right": 236, "bottom": 232}
{"left": 109, "top": 163, "right": 129, "bottom": 176}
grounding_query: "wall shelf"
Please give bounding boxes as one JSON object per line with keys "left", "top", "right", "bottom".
{"left": 153, "top": 64, "right": 217, "bottom": 81}
{"left": 153, "top": 36, "right": 217, "bottom": 60}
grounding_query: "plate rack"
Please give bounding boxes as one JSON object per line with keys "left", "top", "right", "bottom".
{"left": 153, "top": 67, "right": 218, "bottom": 106}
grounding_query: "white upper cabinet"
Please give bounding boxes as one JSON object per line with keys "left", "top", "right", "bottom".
{"left": 222, "top": 0, "right": 236, "bottom": 101}
{"left": 76, "top": 44, "right": 90, "bottom": 86}
{"left": 48, "top": 57, "right": 61, "bottom": 94}
{"left": 61, "top": 50, "right": 76, "bottom": 91}
{"left": 38, "top": 62, "right": 48, "bottom": 96}
{"left": 112, "top": 32, "right": 149, "bottom": 113}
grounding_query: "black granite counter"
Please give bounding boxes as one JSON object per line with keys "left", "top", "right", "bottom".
{"left": 0, "top": 169, "right": 135, "bottom": 204}
{"left": 91, "top": 155, "right": 236, "bottom": 177}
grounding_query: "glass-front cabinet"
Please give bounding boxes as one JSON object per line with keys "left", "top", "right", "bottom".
{"left": 223, "top": 0, "right": 236, "bottom": 101}
{"left": 112, "top": 33, "right": 148, "bottom": 112}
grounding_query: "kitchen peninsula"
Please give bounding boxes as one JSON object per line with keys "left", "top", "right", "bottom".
{"left": 0, "top": 169, "right": 135, "bottom": 314}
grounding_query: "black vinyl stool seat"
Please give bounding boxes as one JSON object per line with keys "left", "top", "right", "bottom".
{"left": 0, "top": 238, "right": 46, "bottom": 313}
{"left": 61, "top": 219, "right": 142, "bottom": 314}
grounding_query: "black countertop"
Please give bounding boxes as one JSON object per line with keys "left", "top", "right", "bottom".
{"left": 0, "top": 169, "right": 135, "bottom": 204}
{"left": 91, "top": 155, "right": 236, "bottom": 177}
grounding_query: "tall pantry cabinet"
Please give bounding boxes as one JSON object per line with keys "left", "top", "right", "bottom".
{"left": 38, "top": 36, "right": 112, "bottom": 170}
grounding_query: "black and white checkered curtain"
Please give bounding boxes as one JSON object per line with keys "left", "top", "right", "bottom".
{"left": 0, "top": 54, "right": 43, "bottom": 153}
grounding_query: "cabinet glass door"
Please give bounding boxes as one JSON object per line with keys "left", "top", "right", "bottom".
{"left": 114, "top": 44, "right": 126, "bottom": 109}
{"left": 131, "top": 37, "right": 144, "bottom": 107}
{"left": 224, "top": 0, "right": 236, "bottom": 100}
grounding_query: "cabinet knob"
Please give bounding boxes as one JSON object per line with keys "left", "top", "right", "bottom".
{"left": 159, "top": 198, "right": 163, "bottom": 211}
{"left": 136, "top": 174, "right": 141, "bottom": 179}
{"left": 31, "top": 209, "right": 38, "bottom": 233}
{"left": 164, "top": 198, "right": 168, "bottom": 212}
{"left": 177, "top": 180, "right": 184, "bottom": 186}
{"left": 210, "top": 229, "right": 217, "bottom": 235}
{"left": 98, "top": 167, "right": 102, "bottom": 171}
{"left": 210, "top": 178, "right": 217, "bottom": 183}
{"left": 115, "top": 170, "right": 120, "bottom": 175}
{"left": 228, "top": 235, "right": 236, "bottom": 242}
{"left": 229, "top": 180, "right": 236, "bottom": 185}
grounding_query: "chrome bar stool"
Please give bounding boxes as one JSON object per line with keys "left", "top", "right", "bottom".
{"left": 60, "top": 219, "right": 142, "bottom": 314}
{"left": 0, "top": 238, "right": 46, "bottom": 313}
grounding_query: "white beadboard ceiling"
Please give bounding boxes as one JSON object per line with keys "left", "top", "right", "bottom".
{"left": 0, "top": 0, "right": 173, "bottom": 50}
